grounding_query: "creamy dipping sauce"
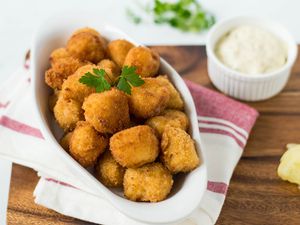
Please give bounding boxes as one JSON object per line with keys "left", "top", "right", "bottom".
{"left": 215, "top": 25, "right": 287, "bottom": 75}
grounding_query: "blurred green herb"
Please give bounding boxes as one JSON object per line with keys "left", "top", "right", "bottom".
{"left": 126, "top": 0, "right": 215, "bottom": 33}
{"left": 153, "top": 0, "right": 215, "bottom": 32}
{"left": 126, "top": 8, "right": 142, "bottom": 24}
{"left": 79, "top": 67, "right": 144, "bottom": 95}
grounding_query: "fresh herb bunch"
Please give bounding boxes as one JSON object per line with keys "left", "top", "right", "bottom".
{"left": 126, "top": 8, "right": 142, "bottom": 24}
{"left": 79, "top": 66, "right": 145, "bottom": 95}
{"left": 153, "top": 0, "right": 215, "bottom": 32}
{"left": 126, "top": 0, "right": 215, "bottom": 33}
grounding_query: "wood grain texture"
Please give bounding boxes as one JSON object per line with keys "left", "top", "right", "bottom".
{"left": 7, "top": 46, "right": 300, "bottom": 225}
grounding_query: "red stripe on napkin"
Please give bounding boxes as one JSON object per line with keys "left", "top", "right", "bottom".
{"left": 45, "top": 178, "right": 76, "bottom": 189}
{"left": 199, "top": 127, "right": 244, "bottom": 148}
{"left": 185, "top": 80, "right": 259, "bottom": 134}
{"left": 207, "top": 181, "right": 228, "bottom": 195}
{"left": 198, "top": 120, "right": 247, "bottom": 140}
{"left": 0, "top": 115, "right": 44, "bottom": 139}
{"left": 0, "top": 101, "right": 10, "bottom": 109}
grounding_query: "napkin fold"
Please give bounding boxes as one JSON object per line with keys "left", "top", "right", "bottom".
{"left": 0, "top": 64, "right": 258, "bottom": 225}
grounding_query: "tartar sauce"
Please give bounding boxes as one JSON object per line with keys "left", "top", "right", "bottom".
{"left": 215, "top": 25, "right": 287, "bottom": 75}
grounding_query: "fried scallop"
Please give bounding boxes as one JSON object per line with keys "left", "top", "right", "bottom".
{"left": 157, "top": 75, "right": 184, "bottom": 110}
{"left": 45, "top": 69, "right": 63, "bottom": 90}
{"left": 82, "top": 88, "right": 130, "bottom": 134}
{"left": 51, "top": 56, "right": 85, "bottom": 77}
{"left": 60, "top": 131, "right": 73, "bottom": 151}
{"left": 124, "top": 163, "right": 173, "bottom": 202}
{"left": 73, "top": 27, "right": 108, "bottom": 47}
{"left": 96, "top": 151, "right": 125, "bottom": 187}
{"left": 50, "top": 48, "right": 70, "bottom": 62}
{"left": 53, "top": 96, "right": 84, "bottom": 131}
{"left": 161, "top": 126, "right": 200, "bottom": 173}
{"left": 73, "top": 27, "right": 101, "bottom": 37}
{"left": 97, "top": 59, "right": 121, "bottom": 84}
{"left": 107, "top": 39, "right": 135, "bottom": 67}
{"left": 162, "top": 109, "right": 189, "bottom": 129}
{"left": 61, "top": 65, "right": 96, "bottom": 103}
{"left": 123, "top": 46, "right": 160, "bottom": 77}
{"left": 146, "top": 109, "right": 189, "bottom": 137}
{"left": 45, "top": 57, "right": 85, "bottom": 89}
{"left": 129, "top": 78, "right": 170, "bottom": 118}
{"left": 69, "top": 121, "right": 108, "bottom": 167}
{"left": 110, "top": 125, "right": 159, "bottom": 168}
{"left": 66, "top": 30, "right": 106, "bottom": 63}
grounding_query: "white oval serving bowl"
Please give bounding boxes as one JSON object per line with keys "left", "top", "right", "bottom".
{"left": 206, "top": 16, "right": 298, "bottom": 101}
{"left": 31, "top": 13, "right": 207, "bottom": 224}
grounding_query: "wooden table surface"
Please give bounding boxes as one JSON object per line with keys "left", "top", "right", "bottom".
{"left": 7, "top": 46, "right": 300, "bottom": 225}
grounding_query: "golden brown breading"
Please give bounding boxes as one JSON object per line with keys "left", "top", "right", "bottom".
{"left": 73, "top": 27, "right": 107, "bottom": 47}
{"left": 162, "top": 109, "right": 189, "bottom": 129}
{"left": 50, "top": 48, "right": 70, "bottom": 63}
{"left": 96, "top": 151, "right": 125, "bottom": 187}
{"left": 161, "top": 126, "right": 200, "bottom": 173}
{"left": 45, "top": 69, "right": 63, "bottom": 90}
{"left": 61, "top": 65, "right": 96, "bottom": 103}
{"left": 123, "top": 163, "right": 173, "bottom": 202}
{"left": 146, "top": 116, "right": 181, "bottom": 137}
{"left": 67, "top": 31, "right": 106, "bottom": 63}
{"left": 48, "top": 90, "right": 60, "bottom": 112}
{"left": 69, "top": 121, "right": 108, "bottom": 167}
{"left": 157, "top": 75, "right": 184, "bottom": 110}
{"left": 73, "top": 27, "right": 101, "bottom": 37}
{"left": 45, "top": 57, "right": 85, "bottom": 90}
{"left": 97, "top": 59, "right": 121, "bottom": 84}
{"left": 60, "top": 131, "right": 73, "bottom": 152}
{"left": 51, "top": 56, "right": 85, "bottom": 77}
{"left": 128, "top": 78, "right": 170, "bottom": 118}
{"left": 107, "top": 39, "right": 135, "bottom": 67}
{"left": 82, "top": 88, "right": 130, "bottom": 134}
{"left": 53, "top": 96, "right": 84, "bottom": 131}
{"left": 146, "top": 109, "right": 189, "bottom": 137}
{"left": 110, "top": 125, "right": 159, "bottom": 168}
{"left": 124, "top": 46, "right": 160, "bottom": 77}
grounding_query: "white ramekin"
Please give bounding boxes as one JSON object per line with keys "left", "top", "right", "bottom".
{"left": 206, "top": 16, "right": 298, "bottom": 101}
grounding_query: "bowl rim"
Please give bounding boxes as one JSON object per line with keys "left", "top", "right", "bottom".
{"left": 30, "top": 13, "right": 207, "bottom": 224}
{"left": 206, "top": 16, "right": 298, "bottom": 80}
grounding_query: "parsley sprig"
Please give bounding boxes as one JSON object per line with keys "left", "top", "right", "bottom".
{"left": 79, "top": 66, "right": 144, "bottom": 95}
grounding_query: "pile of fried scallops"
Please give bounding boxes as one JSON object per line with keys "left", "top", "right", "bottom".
{"left": 45, "top": 27, "right": 200, "bottom": 202}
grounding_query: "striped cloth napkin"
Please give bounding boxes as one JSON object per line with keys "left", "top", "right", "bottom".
{"left": 0, "top": 61, "right": 258, "bottom": 225}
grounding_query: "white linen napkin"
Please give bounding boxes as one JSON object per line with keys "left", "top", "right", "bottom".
{"left": 0, "top": 66, "right": 258, "bottom": 225}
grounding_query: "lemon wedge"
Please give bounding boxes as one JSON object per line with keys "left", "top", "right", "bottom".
{"left": 277, "top": 143, "right": 300, "bottom": 186}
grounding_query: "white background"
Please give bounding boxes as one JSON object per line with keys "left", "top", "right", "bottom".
{"left": 0, "top": 0, "right": 300, "bottom": 84}
{"left": 0, "top": 0, "right": 300, "bottom": 83}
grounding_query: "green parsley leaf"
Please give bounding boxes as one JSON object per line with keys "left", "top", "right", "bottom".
{"left": 79, "top": 68, "right": 111, "bottom": 93}
{"left": 121, "top": 66, "right": 145, "bottom": 86}
{"left": 117, "top": 76, "right": 132, "bottom": 95}
{"left": 124, "top": 72, "right": 145, "bottom": 86}
{"left": 116, "top": 66, "right": 145, "bottom": 94}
